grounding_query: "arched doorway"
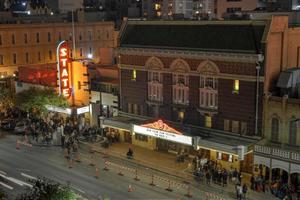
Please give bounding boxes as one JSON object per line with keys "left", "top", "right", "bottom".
{"left": 290, "top": 173, "right": 300, "bottom": 200}
{"left": 270, "top": 168, "right": 289, "bottom": 199}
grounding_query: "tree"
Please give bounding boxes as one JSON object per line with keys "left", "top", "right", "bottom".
{"left": 16, "top": 178, "right": 76, "bottom": 200}
{"left": 0, "top": 188, "right": 7, "bottom": 200}
{"left": 15, "top": 87, "right": 69, "bottom": 116}
{"left": 0, "top": 87, "right": 14, "bottom": 110}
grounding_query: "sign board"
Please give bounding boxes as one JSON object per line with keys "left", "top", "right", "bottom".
{"left": 77, "top": 106, "right": 90, "bottom": 115}
{"left": 237, "top": 145, "right": 246, "bottom": 161}
{"left": 133, "top": 125, "right": 192, "bottom": 145}
{"left": 57, "top": 41, "right": 71, "bottom": 99}
{"left": 45, "top": 105, "right": 72, "bottom": 115}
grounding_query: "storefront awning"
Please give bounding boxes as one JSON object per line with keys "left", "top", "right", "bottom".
{"left": 102, "top": 115, "right": 146, "bottom": 132}
{"left": 197, "top": 139, "right": 240, "bottom": 155}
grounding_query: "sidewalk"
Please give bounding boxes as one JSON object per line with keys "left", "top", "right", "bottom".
{"left": 80, "top": 141, "right": 276, "bottom": 200}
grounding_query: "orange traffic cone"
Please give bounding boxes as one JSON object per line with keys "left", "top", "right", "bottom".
{"left": 128, "top": 185, "right": 133, "bottom": 192}
{"left": 95, "top": 167, "right": 99, "bottom": 178}
{"left": 16, "top": 140, "right": 20, "bottom": 150}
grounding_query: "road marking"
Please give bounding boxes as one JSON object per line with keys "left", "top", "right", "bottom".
{"left": 21, "top": 173, "right": 37, "bottom": 180}
{"left": 71, "top": 186, "right": 86, "bottom": 194}
{"left": 0, "top": 170, "right": 6, "bottom": 175}
{"left": 0, "top": 174, "right": 33, "bottom": 188}
{"left": 16, "top": 168, "right": 31, "bottom": 172}
{"left": 0, "top": 181, "right": 13, "bottom": 190}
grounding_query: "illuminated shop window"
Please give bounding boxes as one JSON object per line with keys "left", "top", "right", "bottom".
{"left": 155, "top": 3, "right": 161, "bottom": 10}
{"left": 132, "top": 69, "right": 136, "bottom": 81}
{"left": 205, "top": 116, "right": 212, "bottom": 128}
{"left": 233, "top": 80, "right": 239, "bottom": 93}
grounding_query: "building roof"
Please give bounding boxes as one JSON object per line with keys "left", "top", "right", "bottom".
{"left": 120, "top": 20, "right": 268, "bottom": 54}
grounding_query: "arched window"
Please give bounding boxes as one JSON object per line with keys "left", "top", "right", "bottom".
{"left": 289, "top": 120, "right": 297, "bottom": 146}
{"left": 271, "top": 118, "right": 279, "bottom": 142}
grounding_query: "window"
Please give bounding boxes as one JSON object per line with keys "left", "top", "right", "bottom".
{"left": 227, "top": 7, "right": 241, "bottom": 13}
{"left": 271, "top": 118, "right": 279, "bottom": 142}
{"left": 80, "top": 48, "right": 83, "bottom": 57}
{"left": 89, "top": 47, "right": 92, "bottom": 54}
{"left": 199, "top": 75, "right": 218, "bottom": 109}
{"left": 69, "top": 32, "right": 72, "bottom": 41}
{"left": 155, "top": 3, "right": 161, "bottom": 10}
{"left": 148, "top": 71, "right": 163, "bottom": 102}
{"left": 12, "top": 53, "right": 16, "bottom": 64}
{"left": 232, "top": 120, "right": 239, "bottom": 133}
{"left": 132, "top": 69, "right": 136, "bottom": 81}
{"left": 178, "top": 111, "right": 184, "bottom": 121}
{"left": 79, "top": 33, "right": 82, "bottom": 41}
{"left": 173, "top": 74, "right": 189, "bottom": 105}
{"left": 25, "top": 52, "right": 29, "bottom": 63}
{"left": 58, "top": 32, "right": 62, "bottom": 41}
{"left": 47, "top": 32, "right": 51, "bottom": 42}
{"left": 36, "top": 33, "right": 40, "bottom": 43}
{"left": 0, "top": 35, "right": 2, "bottom": 45}
{"left": 24, "top": 33, "right": 28, "bottom": 44}
{"left": 289, "top": 120, "right": 297, "bottom": 146}
{"left": 133, "top": 104, "right": 138, "bottom": 115}
{"left": 224, "top": 119, "right": 230, "bottom": 131}
{"left": 12, "top": 34, "right": 15, "bottom": 44}
{"left": 88, "top": 31, "right": 92, "bottom": 41}
{"left": 227, "top": 0, "right": 241, "bottom": 1}
{"left": 217, "top": 152, "right": 233, "bottom": 162}
{"left": 38, "top": 52, "right": 41, "bottom": 61}
{"left": 233, "top": 80, "right": 239, "bottom": 93}
{"left": 135, "top": 133, "right": 148, "bottom": 142}
{"left": 97, "top": 30, "right": 101, "bottom": 40}
{"left": 241, "top": 122, "right": 247, "bottom": 135}
{"left": 49, "top": 50, "right": 52, "bottom": 60}
{"left": 127, "top": 103, "right": 132, "bottom": 114}
{"left": 205, "top": 116, "right": 212, "bottom": 128}
{"left": 0, "top": 55, "right": 3, "bottom": 65}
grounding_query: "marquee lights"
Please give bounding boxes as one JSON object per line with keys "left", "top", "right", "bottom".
{"left": 57, "top": 41, "right": 71, "bottom": 98}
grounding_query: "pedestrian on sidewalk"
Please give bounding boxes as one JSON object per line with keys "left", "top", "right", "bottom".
{"left": 206, "top": 171, "right": 211, "bottom": 185}
{"left": 236, "top": 183, "right": 243, "bottom": 200}
{"left": 242, "top": 183, "right": 248, "bottom": 200}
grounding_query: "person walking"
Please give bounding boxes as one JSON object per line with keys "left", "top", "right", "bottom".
{"left": 242, "top": 184, "right": 248, "bottom": 200}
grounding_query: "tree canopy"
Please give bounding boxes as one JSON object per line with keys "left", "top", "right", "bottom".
{"left": 16, "top": 178, "right": 76, "bottom": 200}
{"left": 15, "top": 87, "right": 69, "bottom": 115}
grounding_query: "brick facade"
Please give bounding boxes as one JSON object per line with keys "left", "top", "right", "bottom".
{"left": 120, "top": 55, "right": 263, "bottom": 136}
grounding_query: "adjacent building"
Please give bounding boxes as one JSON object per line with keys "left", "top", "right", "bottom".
{"left": 0, "top": 12, "right": 115, "bottom": 76}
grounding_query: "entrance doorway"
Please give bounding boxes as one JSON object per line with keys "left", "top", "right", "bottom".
{"left": 124, "top": 131, "right": 132, "bottom": 143}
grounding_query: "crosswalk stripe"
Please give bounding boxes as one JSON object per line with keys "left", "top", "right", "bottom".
{"left": 0, "top": 170, "right": 6, "bottom": 175}
{"left": 21, "top": 173, "right": 37, "bottom": 180}
{"left": 0, "top": 181, "right": 13, "bottom": 190}
{"left": 0, "top": 174, "right": 33, "bottom": 188}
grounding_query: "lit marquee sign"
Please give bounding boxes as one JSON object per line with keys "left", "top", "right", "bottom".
{"left": 133, "top": 120, "right": 192, "bottom": 145}
{"left": 57, "top": 41, "right": 71, "bottom": 98}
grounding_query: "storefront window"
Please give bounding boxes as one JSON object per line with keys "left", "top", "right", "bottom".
{"left": 217, "top": 152, "right": 233, "bottom": 162}
{"left": 135, "top": 133, "right": 148, "bottom": 142}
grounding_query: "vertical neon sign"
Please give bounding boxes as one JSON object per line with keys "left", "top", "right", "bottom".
{"left": 57, "top": 41, "right": 71, "bottom": 99}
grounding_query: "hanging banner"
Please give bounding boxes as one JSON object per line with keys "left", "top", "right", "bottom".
{"left": 57, "top": 41, "right": 71, "bottom": 99}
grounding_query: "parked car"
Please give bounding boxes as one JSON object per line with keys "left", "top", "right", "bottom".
{"left": 14, "top": 121, "right": 27, "bottom": 134}
{"left": 0, "top": 119, "right": 16, "bottom": 131}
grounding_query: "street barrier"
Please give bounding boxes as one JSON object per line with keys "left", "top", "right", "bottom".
{"left": 16, "top": 140, "right": 20, "bottom": 150}
{"left": 82, "top": 149, "right": 227, "bottom": 200}
{"left": 89, "top": 154, "right": 95, "bottom": 166}
{"left": 166, "top": 179, "right": 173, "bottom": 192}
{"left": 75, "top": 152, "right": 81, "bottom": 162}
{"left": 185, "top": 186, "right": 192, "bottom": 198}
{"left": 103, "top": 160, "right": 109, "bottom": 171}
{"left": 134, "top": 169, "right": 140, "bottom": 181}
{"left": 149, "top": 174, "right": 155, "bottom": 186}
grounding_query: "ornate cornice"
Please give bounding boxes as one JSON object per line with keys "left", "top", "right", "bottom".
{"left": 120, "top": 64, "right": 264, "bottom": 82}
{"left": 117, "top": 47, "right": 261, "bottom": 63}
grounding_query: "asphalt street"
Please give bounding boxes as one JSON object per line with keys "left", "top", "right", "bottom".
{"left": 0, "top": 133, "right": 207, "bottom": 200}
{"left": 0, "top": 133, "right": 276, "bottom": 200}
